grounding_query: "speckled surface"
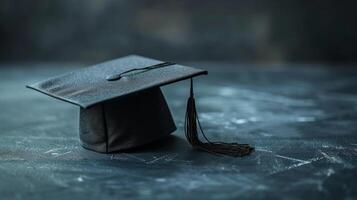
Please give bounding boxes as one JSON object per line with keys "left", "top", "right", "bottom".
{"left": 0, "top": 63, "right": 356, "bottom": 199}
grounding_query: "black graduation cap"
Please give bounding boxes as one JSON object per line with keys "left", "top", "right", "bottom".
{"left": 27, "top": 55, "right": 253, "bottom": 157}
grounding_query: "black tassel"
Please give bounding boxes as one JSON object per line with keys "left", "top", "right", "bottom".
{"left": 184, "top": 79, "right": 254, "bottom": 157}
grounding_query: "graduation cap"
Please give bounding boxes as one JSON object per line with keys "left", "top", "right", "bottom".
{"left": 27, "top": 55, "right": 253, "bottom": 157}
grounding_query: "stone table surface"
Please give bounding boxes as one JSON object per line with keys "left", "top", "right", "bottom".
{"left": 0, "top": 63, "right": 356, "bottom": 200}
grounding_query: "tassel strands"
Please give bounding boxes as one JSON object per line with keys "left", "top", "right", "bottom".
{"left": 184, "top": 79, "right": 254, "bottom": 157}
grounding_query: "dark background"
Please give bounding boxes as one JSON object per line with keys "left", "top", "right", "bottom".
{"left": 1, "top": 0, "right": 356, "bottom": 64}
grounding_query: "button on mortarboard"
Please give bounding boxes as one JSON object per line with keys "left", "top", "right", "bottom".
{"left": 27, "top": 55, "right": 253, "bottom": 156}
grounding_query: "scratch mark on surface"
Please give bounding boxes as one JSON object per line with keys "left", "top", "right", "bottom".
{"left": 44, "top": 148, "right": 62, "bottom": 154}
{"left": 122, "top": 153, "right": 146, "bottom": 162}
{"left": 266, "top": 147, "right": 327, "bottom": 175}
{"left": 77, "top": 176, "right": 84, "bottom": 182}
{"left": 255, "top": 148, "right": 273, "bottom": 153}
{"left": 163, "top": 153, "right": 178, "bottom": 162}
{"left": 296, "top": 116, "right": 316, "bottom": 122}
{"left": 171, "top": 159, "right": 193, "bottom": 164}
{"left": 285, "top": 157, "right": 323, "bottom": 170}
{"left": 0, "top": 157, "right": 25, "bottom": 161}
{"left": 275, "top": 154, "right": 308, "bottom": 163}
{"left": 53, "top": 151, "right": 71, "bottom": 157}
{"left": 146, "top": 154, "right": 171, "bottom": 164}
{"left": 319, "top": 151, "right": 343, "bottom": 164}
{"left": 160, "top": 154, "right": 192, "bottom": 164}
{"left": 110, "top": 154, "right": 128, "bottom": 161}
{"left": 2, "top": 135, "right": 78, "bottom": 141}
{"left": 270, "top": 156, "right": 324, "bottom": 175}
{"left": 326, "top": 168, "right": 335, "bottom": 177}
{"left": 246, "top": 147, "right": 325, "bottom": 173}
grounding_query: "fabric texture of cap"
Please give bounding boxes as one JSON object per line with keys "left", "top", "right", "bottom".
{"left": 79, "top": 87, "right": 176, "bottom": 153}
{"left": 27, "top": 55, "right": 207, "bottom": 108}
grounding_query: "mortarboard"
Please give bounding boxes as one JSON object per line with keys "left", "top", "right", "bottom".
{"left": 27, "top": 55, "right": 253, "bottom": 157}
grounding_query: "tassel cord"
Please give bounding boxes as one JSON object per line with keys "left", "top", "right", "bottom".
{"left": 184, "top": 78, "right": 254, "bottom": 157}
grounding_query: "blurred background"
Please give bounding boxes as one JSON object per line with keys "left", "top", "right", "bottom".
{"left": 1, "top": 0, "right": 356, "bottom": 64}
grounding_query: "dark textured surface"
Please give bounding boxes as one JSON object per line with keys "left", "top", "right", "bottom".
{"left": 1, "top": 63, "right": 357, "bottom": 199}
